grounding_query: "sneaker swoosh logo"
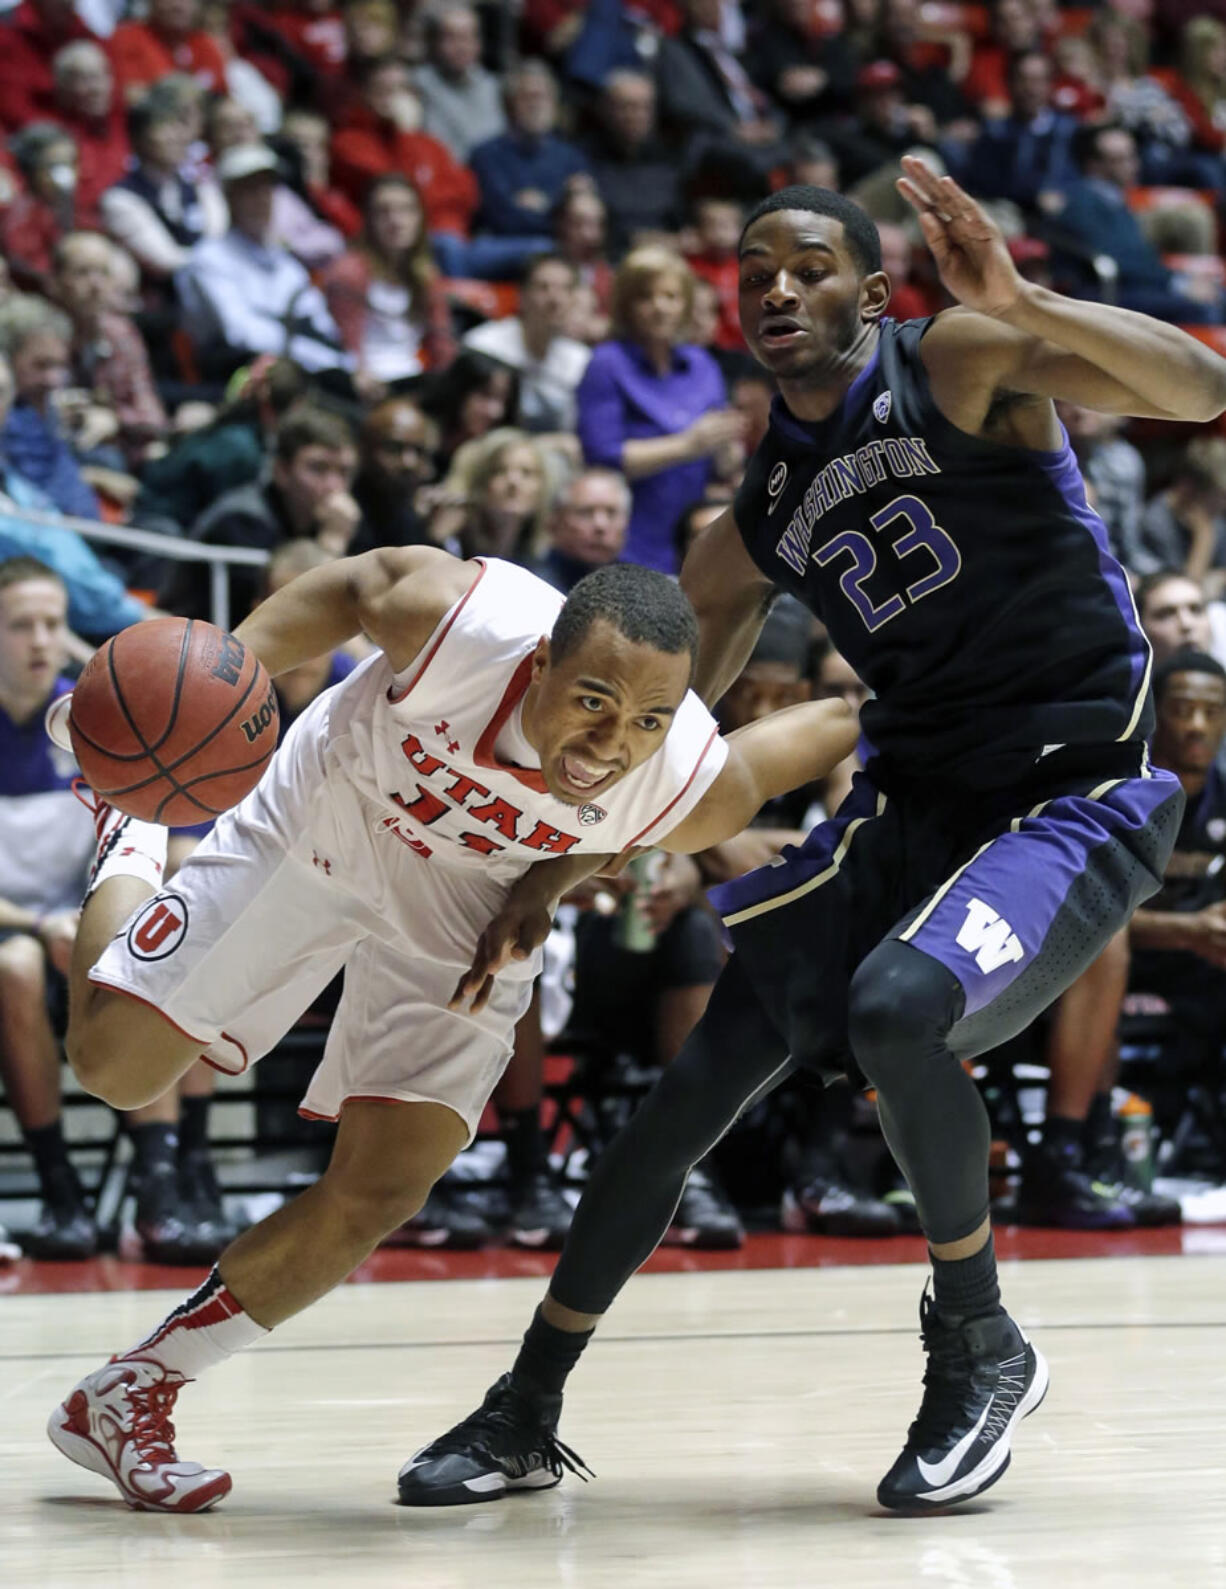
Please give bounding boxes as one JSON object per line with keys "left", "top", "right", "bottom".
{"left": 914, "top": 1399, "right": 993, "bottom": 1489}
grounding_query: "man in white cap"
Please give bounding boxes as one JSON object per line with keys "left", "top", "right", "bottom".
{"left": 176, "top": 144, "right": 352, "bottom": 380}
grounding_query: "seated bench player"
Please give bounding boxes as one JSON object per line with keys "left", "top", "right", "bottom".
{"left": 42, "top": 549, "right": 858, "bottom": 1512}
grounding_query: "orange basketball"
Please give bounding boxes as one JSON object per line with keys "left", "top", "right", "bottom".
{"left": 69, "top": 618, "right": 279, "bottom": 825}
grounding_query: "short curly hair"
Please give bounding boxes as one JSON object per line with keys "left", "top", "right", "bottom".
{"left": 551, "top": 563, "right": 699, "bottom": 677}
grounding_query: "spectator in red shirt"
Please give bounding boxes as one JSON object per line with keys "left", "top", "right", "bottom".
{"left": 0, "top": 0, "right": 97, "bottom": 133}
{"left": 47, "top": 42, "right": 130, "bottom": 226}
{"left": 50, "top": 231, "right": 168, "bottom": 467}
{"left": 330, "top": 57, "right": 492, "bottom": 261}
{"left": 2, "top": 126, "right": 81, "bottom": 292}
{"left": 109, "top": 0, "right": 228, "bottom": 104}
{"left": 554, "top": 183, "right": 612, "bottom": 330}
{"left": 321, "top": 173, "right": 456, "bottom": 398}
{"left": 962, "top": 0, "right": 1044, "bottom": 117}
{"left": 682, "top": 196, "right": 745, "bottom": 352}
{"left": 318, "top": 0, "right": 400, "bottom": 124}
{"left": 877, "top": 220, "right": 932, "bottom": 319}
{"left": 278, "top": 109, "right": 362, "bottom": 239}
{"left": 1168, "top": 17, "right": 1226, "bottom": 155}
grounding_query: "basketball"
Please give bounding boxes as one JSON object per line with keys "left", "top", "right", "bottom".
{"left": 68, "top": 618, "right": 280, "bottom": 825}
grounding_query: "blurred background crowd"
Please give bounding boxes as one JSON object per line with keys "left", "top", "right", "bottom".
{"left": 4, "top": 0, "right": 1226, "bottom": 1269}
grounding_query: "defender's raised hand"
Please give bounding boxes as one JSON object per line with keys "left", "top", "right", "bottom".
{"left": 896, "top": 156, "right": 1025, "bottom": 319}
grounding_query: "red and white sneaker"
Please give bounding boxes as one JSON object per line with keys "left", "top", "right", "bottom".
{"left": 47, "top": 1358, "right": 232, "bottom": 1512}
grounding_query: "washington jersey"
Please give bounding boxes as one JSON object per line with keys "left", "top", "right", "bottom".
{"left": 734, "top": 318, "right": 1153, "bottom": 793}
{"left": 324, "top": 557, "right": 726, "bottom": 877}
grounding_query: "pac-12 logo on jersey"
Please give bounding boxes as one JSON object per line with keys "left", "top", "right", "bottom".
{"left": 577, "top": 802, "right": 607, "bottom": 825}
{"left": 766, "top": 461, "right": 789, "bottom": 514}
{"left": 873, "top": 391, "right": 892, "bottom": 423}
{"left": 127, "top": 892, "right": 189, "bottom": 960}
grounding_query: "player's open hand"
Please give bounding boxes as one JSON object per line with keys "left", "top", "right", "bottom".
{"left": 896, "top": 157, "right": 1025, "bottom": 320}
{"left": 449, "top": 897, "right": 554, "bottom": 1013}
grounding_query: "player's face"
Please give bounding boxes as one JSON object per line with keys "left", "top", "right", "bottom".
{"left": 738, "top": 211, "right": 888, "bottom": 385}
{"left": 0, "top": 578, "right": 69, "bottom": 703}
{"left": 1154, "top": 672, "right": 1226, "bottom": 773}
{"left": 525, "top": 620, "right": 692, "bottom": 804}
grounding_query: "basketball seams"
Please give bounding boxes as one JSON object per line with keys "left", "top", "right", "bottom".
{"left": 75, "top": 622, "right": 277, "bottom": 823}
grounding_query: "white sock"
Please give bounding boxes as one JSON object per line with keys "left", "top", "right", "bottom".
{"left": 88, "top": 811, "right": 168, "bottom": 898}
{"left": 121, "top": 1268, "right": 268, "bottom": 1379}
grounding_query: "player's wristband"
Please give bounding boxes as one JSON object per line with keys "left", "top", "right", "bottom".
{"left": 1208, "top": 855, "right": 1224, "bottom": 880}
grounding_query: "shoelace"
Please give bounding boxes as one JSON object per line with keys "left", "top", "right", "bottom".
{"left": 429, "top": 1388, "right": 595, "bottom": 1483}
{"left": 126, "top": 1377, "right": 186, "bottom": 1466}
{"left": 906, "top": 1306, "right": 987, "bottom": 1450}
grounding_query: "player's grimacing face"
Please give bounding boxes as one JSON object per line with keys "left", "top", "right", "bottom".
{"left": 738, "top": 211, "right": 885, "bottom": 381}
{"left": 525, "top": 621, "right": 691, "bottom": 805}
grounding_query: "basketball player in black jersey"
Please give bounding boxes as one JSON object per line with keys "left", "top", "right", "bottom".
{"left": 401, "top": 159, "right": 1226, "bottom": 1512}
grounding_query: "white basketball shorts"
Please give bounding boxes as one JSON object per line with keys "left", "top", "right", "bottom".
{"left": 89, "top": 706, "right": 536, "bottom": 1140}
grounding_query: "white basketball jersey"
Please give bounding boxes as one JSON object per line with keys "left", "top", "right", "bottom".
{"left": 323, "top": 559, "right": 727, "bottom": 879}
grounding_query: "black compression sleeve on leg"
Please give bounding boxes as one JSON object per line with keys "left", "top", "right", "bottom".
{"left": 848, "top": 939, "right": 991, "bottom": 1247}
{"left": 548, "top": 955, "right": 789, "bottom": 1318}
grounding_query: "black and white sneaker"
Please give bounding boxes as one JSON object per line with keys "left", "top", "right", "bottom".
{"left": 662, "top": 1165, "right": 744, "bottom": 1250}
{"left": 506, "top": 1172, "right": 573, "bottom": 1250}
{"left": 877, "top": 1288, "right": 1049, "bottom": 1511}
{"left": 397, "top": 1373, "right": 592, "bottom": 1506}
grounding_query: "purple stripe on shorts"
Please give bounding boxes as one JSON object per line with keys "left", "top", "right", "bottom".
{"left": 1035, "top": 435, "right": 1152, "bottom": 721}
{"left": 901, "top": 769, "right": 1178, "bottom": 1016}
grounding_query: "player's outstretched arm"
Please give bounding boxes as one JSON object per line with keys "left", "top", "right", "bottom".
{"left": 897, "top": 156, "right": 1226, "bottom": 425}
{"left": 679, "top": 506, "right": 777, "bottom": 707}
{"left": 658, "top": 697, "right": 858, "bottom": 854}
{"left": 233, "top": 546, "right": 475, "bottom": 678}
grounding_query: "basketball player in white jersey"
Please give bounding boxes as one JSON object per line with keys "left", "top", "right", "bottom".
{"left": 43, "top": 546, "right": 856, "bottom": 1512}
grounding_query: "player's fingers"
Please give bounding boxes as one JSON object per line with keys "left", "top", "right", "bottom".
{"left": 899, "top": 154, "right": 942, "bottom": 197}
{"left": 895, "top": 177, "right": 927, "bottom": 213}
{"left": 914, "top": 207, "right": 949, "bottom": 250}
{"left": 468, "top": 973, "right": 496, "bottom": 1013}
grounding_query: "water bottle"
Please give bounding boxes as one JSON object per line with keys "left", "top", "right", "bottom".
{"left": 1117, "top": 1093, "right": 1156, "bottom": 1191}
{"left": 613, "top": 853, "right": 660, "bottom": 953}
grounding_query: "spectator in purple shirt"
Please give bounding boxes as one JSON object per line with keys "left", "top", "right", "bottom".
{"left": 575, "top": 246, "right": 744, "bottom": 574}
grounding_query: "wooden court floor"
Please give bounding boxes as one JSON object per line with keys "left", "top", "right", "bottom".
{"left": 3, "top": 1256, "right": 1225, "bottom": 1589}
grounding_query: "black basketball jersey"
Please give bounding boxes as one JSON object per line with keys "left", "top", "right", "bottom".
{"left": 733, "top": 318, "right": 1153, "bottom": 793}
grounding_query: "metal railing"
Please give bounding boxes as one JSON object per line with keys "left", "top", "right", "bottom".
{"left": 9, "top": 505, "right": 271, "bottom": 632}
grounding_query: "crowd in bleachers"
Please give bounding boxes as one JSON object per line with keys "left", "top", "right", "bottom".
{"left": 3, "top": 0, "right": 1226, "bottom": 1262}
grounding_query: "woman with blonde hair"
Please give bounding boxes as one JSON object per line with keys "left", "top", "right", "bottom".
{"left": 430, "top": 426, "right": 560, "bottom": 563}
{"left": 322, "top": 174, "right": 456, "bottom": 400}
{"left": 1168, "top": 16, "right": 1226, "bottom": 155}
{"left": 575, "top": 244, "right": 743, "bottom": 574}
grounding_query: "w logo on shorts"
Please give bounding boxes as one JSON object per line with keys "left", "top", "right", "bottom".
{"left": 127, "top": 893, "right": 189, "bottom": 961}
{"left": 955, "top": 898, "right": 1024, "bottom": 974}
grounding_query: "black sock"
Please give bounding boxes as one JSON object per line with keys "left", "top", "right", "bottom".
{"left": 511, "top": 1305, "right": 594, "bottom": 1398}
{"left": 1041, "top": 1113, "right": 1083, "bottom": 1155}
{"left": 503, "top": 1106, "right": 547, "bottom": 1192}
{"left": 931, "top": 1233, "right": 1001, "bottom": 1323}
{"left": 178, "top": 1095, "right": 211, "bottom": 1158}
{"left": 128, "top": 1122, "right": 178, "bottom": 1173}
{"left": 24, "top": 1120, "right": 74, "bottom": 1191}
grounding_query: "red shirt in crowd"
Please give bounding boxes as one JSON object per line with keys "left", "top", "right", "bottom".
{"left": 44, "top": 107, "right": 129, "bottom": 226}
{"left": 0, "top": 0, "right": 98, "bottom": 130}
{"left": 685, "top": 251, "right": 744, "bottom": 352}
{"left": 108, "top": 21, "right": 228, "bottom": 98}
{"left": 331, "top": 113, "right": 477, "bottom": 236}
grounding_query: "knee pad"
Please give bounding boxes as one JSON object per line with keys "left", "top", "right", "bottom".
{"left": 847, "top": 940, "right": 965, "bottom": 1089}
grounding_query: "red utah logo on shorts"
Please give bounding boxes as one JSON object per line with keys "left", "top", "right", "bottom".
{"left": 127, "top": 893, "right": 190, "bottom": 960}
